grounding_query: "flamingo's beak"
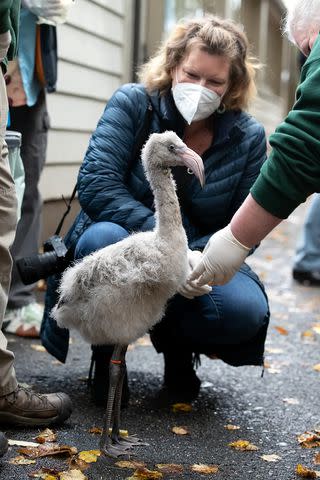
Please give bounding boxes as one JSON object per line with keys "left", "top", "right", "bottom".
{"left": 176, "top": 145, "right": 205, "bottom": 187}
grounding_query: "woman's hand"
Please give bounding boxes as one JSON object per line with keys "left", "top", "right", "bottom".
{"left": 188, "top": 224, "right": 250, "bottom": 286}
{"left": 0, "top": 31, "right": 11, "bottom": 64}
{"left": 178, "top": 249, "right": 212, "bottom": 299}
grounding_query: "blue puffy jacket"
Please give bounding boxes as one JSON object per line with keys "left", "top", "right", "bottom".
{"left": 41, "top": 83, "right": 268, "bottom": 363}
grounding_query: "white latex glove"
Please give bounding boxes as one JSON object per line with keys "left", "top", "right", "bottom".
{"left": 178, "top": 249, "right": 212, "bottom": 299}
{"left": 0, "top": 31, "right": 11, "bottom": 63}
{"left": 22, "top": 0, "right": 67, "bottom": 20}
{"left": 188, "top": 224, "right": 250, "bottom": 286}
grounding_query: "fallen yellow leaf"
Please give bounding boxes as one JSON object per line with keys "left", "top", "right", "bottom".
{"left": 313, "top": 364, "right": 320, "bottom": 372}
{"left": 261, "top": 454, "right": 281, "bottom": 462}
{"left": 171, "top": 426, "right": 189, "bottom": 435}
{"left": 301, "top": 330, "right": 316, "bottom": 341}
{"left": 126, "top": 467, "right": 163, "bottom": 479}
{"left": 77, "top": 450, "right": 101, "bottom": 463}
{"left": 31, "top": 345, "right": 46, "bottom": 352}
{"left": 171, "top": 403, "right": 192, "bottom": 413}
{"left": 229, "top": 440, "right": 259, "bottom": 451}
{"left": 298, "top": 432, "right": 320, "bottom": 448}
{"left": 9, "top": 455, "right": 36, "bottom": 465}
{"left": 156, "top": 464, "right": 184, "bottom": 474}
{"left": 59, "top": 471, "right": 87, "bottom": 480}
{"left": 296, "top": 463, "right": 317, "bottom": 478}
{"left": 314, "top": 453, "right": 320, "bottom": 465}
{"left": 190, "top": 464, "right": 219, "bottom": 474}
{"left": 224, "top": 424, "right": 240, "bottom": 430}
{"left": 115, "top": 460, "right": 146, "bottom": 469}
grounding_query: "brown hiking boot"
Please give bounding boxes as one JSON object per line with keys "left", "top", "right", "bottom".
{"left": 0, "top": 386, "right": 72, "bottom": 426}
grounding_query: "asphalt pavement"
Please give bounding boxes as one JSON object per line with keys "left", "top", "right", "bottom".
{"left": 1, "top": 201, "right": 320, "bottom": 480}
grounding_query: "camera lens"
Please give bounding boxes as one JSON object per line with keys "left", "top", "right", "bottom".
{"left": 16, "top": 251, "right": 60, "bottom": 285}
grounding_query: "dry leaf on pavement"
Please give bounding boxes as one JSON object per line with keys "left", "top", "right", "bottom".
{"left": 301, "top": 331, "right": 316, "bottom": 342}
{"left": 156, "top": 464, "right": 184, "bottom": 474}
{"left": 19, "top": 444, "right": 78, "bottom": 458}
{"left": 274, "top": 326, "right": 288, "bottom": 335}
{"left": 88, "top": 426, "right": 128, "bottom": 437}
{"left": 224, "top": 424, "right": 240, "bottom": 430}
{"left": 282, "top": 398, "right": 300, "bottom": 405}
{"left": 77, "top": 450, "right": 101, "bottom": 463}
{"left": 35, "top": 428, "right": 57, "bottom": 444}
{"left": 115, "top": 460, "right": 147, "bottom": 469}
{"left": 9, "top": 455, "right": 36, "bottom": 465}
{"left": 171, "top": 426, "right": 189, "bottom": 435}
{"left": 190, "top": 464, "right": 219, "bottom": 474}
{"left": 261, "top": 454, "right": 281, "bottom": 462}
{"left": 28, "top": 468, "right": 60, "bottom": 478}
{"left": 229, "top": 440, "right": 259, "bottom": 451}
{"left": 312, "top": 324, "right": 320, "bottom": 335}
{"left": 298, "top": 432, "right": 320, "bottom": 448}
{"left": 313, "top": 364, "right": 320, "bottom": 372}
{"left": 265, "top": 347, "right": 284, "bottom": 354}
{"left": 314, "top": 453, "right": 320, "bottom": 465}
{"left": 59, "top": 471, "right": 87, "bottom": 480}
{"left": 31, "top": 344, "right": 46, "bottom": 352}
{"left": 295, "top": 463, "right": 319, "bottom": 478}
{"left": 126, "top": 467, "right": 163, "bottom": 479}
{"left": 171, "top": 403, "right": 192, "bottom": 413}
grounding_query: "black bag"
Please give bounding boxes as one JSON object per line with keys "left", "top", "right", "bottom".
{"left": 35, "top": 23, "right": 58, "bottom": 93}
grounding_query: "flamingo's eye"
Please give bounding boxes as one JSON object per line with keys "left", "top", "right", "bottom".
{"left": 168, "top": 144, "right": 175, "bottom": 152}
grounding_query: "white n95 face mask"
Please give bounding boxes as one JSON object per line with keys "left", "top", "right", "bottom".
{"left": 172, "top": 78, "right": 223, "bottom": 124}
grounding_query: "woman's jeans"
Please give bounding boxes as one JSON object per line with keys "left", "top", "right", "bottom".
{"left": 293, "top": 194, "right": 320, "bottom": 272}
{"left": 75, "top": 222, "right": 269, "bottom": 360}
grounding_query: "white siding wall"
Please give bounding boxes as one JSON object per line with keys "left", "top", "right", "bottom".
{"left": 40, "top": 0, "right": 133, "bottom": 201}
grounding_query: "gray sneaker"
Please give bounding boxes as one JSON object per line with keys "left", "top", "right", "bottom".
{"left": 0, "top": 386, "right": 72, "bottom": 426}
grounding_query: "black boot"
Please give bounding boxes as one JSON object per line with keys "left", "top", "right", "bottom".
{"left": 88, "top": 345, "right": 130, "bottom": 408}
{"left": 161, "top": 349, "right": 201, "bottom": 403}
{"left": 0, "top": 432, "right": 8, "bottom": 458}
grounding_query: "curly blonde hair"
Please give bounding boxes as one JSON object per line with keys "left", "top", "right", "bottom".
{"left": 138, "top": 15, "right": 258, "bottom": 110}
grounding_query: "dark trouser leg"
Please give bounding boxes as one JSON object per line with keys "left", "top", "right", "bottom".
{"left": 8, "top": 90, "right": 48, "bottom": 308}
{"left": 150, "top": 268, "right": 269, "bottom": 399}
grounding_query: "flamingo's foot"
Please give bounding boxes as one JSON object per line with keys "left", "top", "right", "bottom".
{"left": 118, "top": 434, "right": 149, "bottom": 448}
{"left": 101, "top": 441, "right": 133, "bottom": 459}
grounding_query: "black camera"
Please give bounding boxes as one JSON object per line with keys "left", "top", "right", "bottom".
{"left": 16, "top": 235, "right": 72, "bottom": 285}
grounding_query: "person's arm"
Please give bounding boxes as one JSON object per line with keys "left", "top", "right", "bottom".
{"left": 0, "top": 1, "right": 13, "bottom": 66}
{"left": 78, "top": 84, "right": 155, "bottom": 232}
{"left": 189, "top": 51, "right": 320, "bottom": 286}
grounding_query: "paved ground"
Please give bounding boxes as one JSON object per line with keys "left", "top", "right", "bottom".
{"left": 1, "top": 201, "right": 320, "bottom": 480}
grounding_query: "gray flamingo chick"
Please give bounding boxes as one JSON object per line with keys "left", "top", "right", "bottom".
{"left": 51, "top": 131, "right": 205, "bottom": 458}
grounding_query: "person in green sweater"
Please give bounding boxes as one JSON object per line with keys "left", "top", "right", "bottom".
{"left": 188, "top": 0, "right": 320, "bottom": 287}
{"left": 0, "top": 1, "right": 72, "bottom": 460}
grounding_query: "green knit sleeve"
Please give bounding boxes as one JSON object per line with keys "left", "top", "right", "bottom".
{"left": 0, "top": 1, "right": 14, "bottom": 34}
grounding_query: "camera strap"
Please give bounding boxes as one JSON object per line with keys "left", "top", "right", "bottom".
{"left": 54, "top": 96, "right": 153, "bottom": 236}
{"left": 54, "top": 184, "right": 77, "bottom": 236}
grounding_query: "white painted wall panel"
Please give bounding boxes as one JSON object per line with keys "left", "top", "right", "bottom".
{"left": 46, "top": 130, "right": 90, "bottom": 165}
{"left": 41, "top": 0, "right": 133, "bottom": 201}
{"left": 67, "top": 0, "right": 124, "bottom": 43}
{"left": 40, "top": 165, "right": 80, "bottom": 201}
{"left": 57, "top": 24, "right": 123, "bottom": 74}
{"left": 92, "top": 0, "right": 125, "bottom": 15}
{"left": 57, "top": 60, "right": 120, "bottom": 101}
{"left": 47, "top": 93, "right": 105, "bottom": 132}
